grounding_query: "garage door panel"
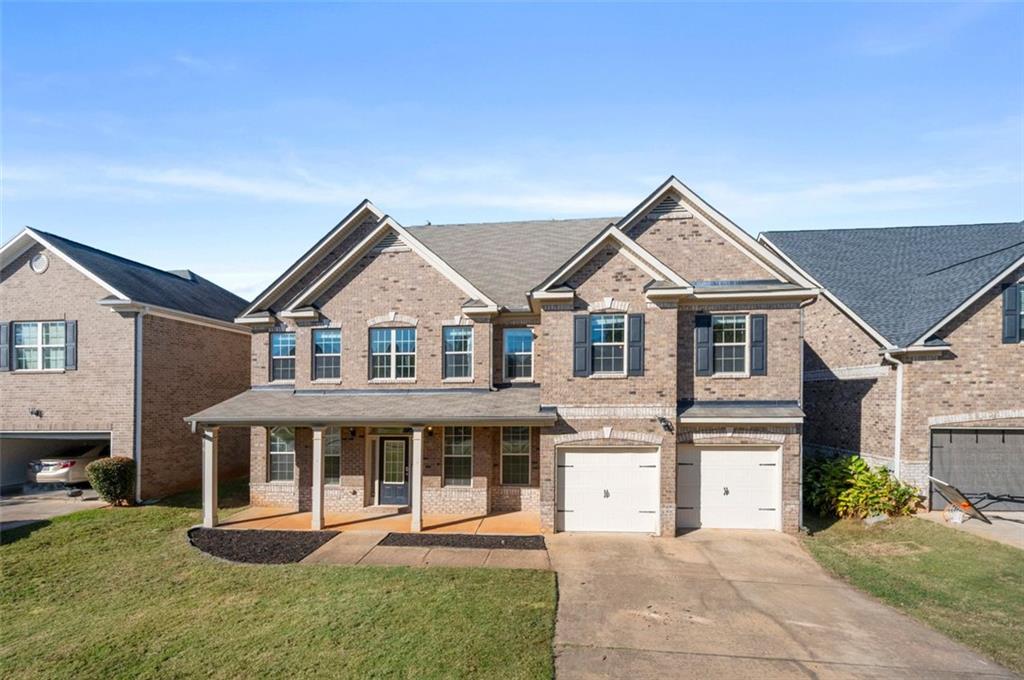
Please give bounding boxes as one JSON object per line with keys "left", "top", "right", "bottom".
{"left": 931, "top": 430, "right": 1024, "bottom": 512}
{"left": 676, "top": 447, "right": 781, "bottom": 531}
{"left": 557, "top": 450, "right": 660, "bottom": 533}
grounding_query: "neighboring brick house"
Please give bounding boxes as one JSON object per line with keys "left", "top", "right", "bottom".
{"left": 189, "top": 177, "right": 818, "bottom": 535}
{"left": 761, "top": 222, "right": 1024, "bottom": 511}
{"left": 0, "top": 228, "right": 251, "bottom": 498}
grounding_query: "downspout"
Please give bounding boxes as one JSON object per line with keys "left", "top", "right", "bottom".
{"left": 134, "top": 311, "right": 145, "bottom": 503}
{"left": 882, "top": 351, "right": 904, "bottom": 480}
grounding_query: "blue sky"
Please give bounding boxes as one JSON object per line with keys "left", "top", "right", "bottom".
{"left": 3, "top": 2, "right": 1022, "bottom": 298}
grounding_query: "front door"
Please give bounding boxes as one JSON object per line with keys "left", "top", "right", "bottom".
{"left": 378, "top": 437, "right": 410, "bottom": 505}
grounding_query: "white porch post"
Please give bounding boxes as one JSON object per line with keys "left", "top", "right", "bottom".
{"left": 202, "top": 427, "right": 219, "bottom": 528}
{"left": 311, "top": 426, "right": 326, "bottom": 530}
{"left": 411, "top": 426, "right": 424, "bottom": 532}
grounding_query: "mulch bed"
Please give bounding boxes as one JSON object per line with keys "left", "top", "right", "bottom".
{"left": 188, "top": 527, "right": 337, "bottom": 564}
{"left": 380, "top": 532, "right": 546, "bottom": 551}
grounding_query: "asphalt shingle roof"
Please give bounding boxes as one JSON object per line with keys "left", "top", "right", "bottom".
{"left": 763, "top": 222, "right": 1024, "bottom": 347}
{"left": 34, "top": 229, "right": 248, "bottom": 322}
{"left": 407, "top": 218, "right": 613, "bottom": 310}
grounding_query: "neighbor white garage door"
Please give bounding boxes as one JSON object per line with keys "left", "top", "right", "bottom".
{"left": 556, "top": 448, "right": 660, "bottom": 533}
{"left": 676, "top": 446, "right": 781, "bottom": 530}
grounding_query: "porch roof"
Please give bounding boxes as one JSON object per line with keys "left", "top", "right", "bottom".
{"left": 678, "top": 400, "right": 805, "bottom": 424}
{"left": 186, "top": 385, "right": 556, "bottom": 429}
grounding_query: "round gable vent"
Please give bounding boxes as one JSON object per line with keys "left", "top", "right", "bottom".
{"left": 30, "top": 253, "right": 49, "bottom": 274}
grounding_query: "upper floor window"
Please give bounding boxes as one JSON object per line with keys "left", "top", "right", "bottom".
{"left": 443, "top": 426, "right": 473, "bottom": 486}
{"left": 712, "top": 315, "right": 747, "bottom": 375}
{"left": 370, "top": 327, "right": 416, "bottom": 380}
{"left": 442, "top": 326, "right": 473, "bottom": 379}
{"left": 501, "top": 426, "right": 531, "bottom": 486}
{"left": 591, "top": 314, "right": 625, "bottom": 374}
{"left": 313, "top": 329, "right": 342, "bottom": 380}
{"left": 14, "top": 321, "right": 65, "bottom": 371}
{"left": 268, "top": 427, "right": 295, "bottom": 481}
{"left": 504, "top": 328, "right": 533, "bottom": 381}
{"left": 270, "top": 332, "right": 296, "bottom": 381}
{"left": 325, "top": 427, "right": 341, "bottom": 484}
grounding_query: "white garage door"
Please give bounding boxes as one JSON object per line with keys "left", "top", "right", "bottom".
{"left": 556, "top": 448, "right": 660, "bottom": 533}
{"left": 676, "top": 446, "right": 781, "bottom": 530}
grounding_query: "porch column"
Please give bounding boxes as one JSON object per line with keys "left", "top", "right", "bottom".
{"left": 311, "top": 426, "right": 326, "bottom": 530}
{"left": 411, "top": 426, "right": 424, "bottom": 532}
{"left": 202, "top": 427, "right": 219, "bottom": 528}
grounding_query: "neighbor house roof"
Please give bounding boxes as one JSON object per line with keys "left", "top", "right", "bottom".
{"left": 186, "top": 385, "right": 556, "bottom": 428}
{"left": 407, "top": 217, "right": 612, "bottom": 310}
{"left": 2, "top": 228, "right": 248, "bottom": 323}
{"left": 761, "top": 222, "right": 1024, "bottom": 347}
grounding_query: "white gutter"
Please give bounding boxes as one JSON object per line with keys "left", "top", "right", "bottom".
{"left": 882, "top": 351, "right": 904, "bottom": 479}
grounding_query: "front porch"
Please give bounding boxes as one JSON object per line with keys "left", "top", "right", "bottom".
{"left": 218, "top": 505, "right": 542, "bottom": 535}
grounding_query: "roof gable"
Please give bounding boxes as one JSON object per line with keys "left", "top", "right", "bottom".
{"left": 762, "top": 221, "right": 1024, "bottom": 347}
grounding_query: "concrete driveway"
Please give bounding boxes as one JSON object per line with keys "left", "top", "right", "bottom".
{"left": 549, "top": 530, "right": 1014, "bottom": 679}
{"left": 0, "top": 488, "right": 106, "bottom": 532}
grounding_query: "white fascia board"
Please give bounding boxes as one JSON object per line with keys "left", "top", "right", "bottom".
{"left": 99, "top": 299, "right": 251, "bottom": 335}
{"left": 645, "top": 287, "right": 694, "bottom": 299}
{"left": 279, "top": 308, "right": 320, "bottom": 320}
{"left": 5, "top": 228, "right": 131, "bottom": 301}
{"left": 618, "top": 177, "right": 815, "bottom": 288}
{"left": 535, "top": 224, "right": 689, "bottom": 293}
{"left": 908, "top": 251, "right": 1024, "bottom": 346}
{"left": 240, "top": 200, "right": 384, "bottom": 316}
{"left": 759, "top": 235, "right": 897, "bottom": 350}
{"left": 884, "top": 345, "right": 949, "bottom": 355}
{"left": 690, "top": 288, "right": 819, "bottom": 301}
{"left": 531, "top": 290, "right": 575, "bottom": 300}
{"left": 235, "top": 314, "right": 275, "bottom": 325}
{"left": 678, "top": 415, "right": 805, "bottom": 425}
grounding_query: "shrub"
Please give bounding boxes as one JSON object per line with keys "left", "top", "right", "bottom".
{"left": 804, "top": 455, "right": 919, "bottom": 519}
{"left": 85, "top": 457, "right": 135, "bottom": 505}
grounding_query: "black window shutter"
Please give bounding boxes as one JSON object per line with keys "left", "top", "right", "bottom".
{"left": 0, "top": 322, "right": 9, "bottom": 372}
{"left": 573, "top": 315, "right": 591, "bottom": 377}
{"left": 694, "top": 314, "right": 712, "bottom": 376}
{"left": 64, "top": 320, "right": 78, "bottom": 370}
{"left": 1003, "top": 283, "right": 1020, "bottom": 344}
{"left": 750, "top": 314, "right": 767, "bottom": 375}
{"left": 627, "top": 314, "right": 645, "bottom": 376}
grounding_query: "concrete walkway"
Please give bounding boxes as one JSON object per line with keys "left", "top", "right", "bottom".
{"left": 549, "top": 530, "right": 1013, "bottom": 679}
{"left": 301, "top": 531, "right": 551, "bottom": 570}
{"left": 921, "top": 510, "right": 1024, "bottom": 550}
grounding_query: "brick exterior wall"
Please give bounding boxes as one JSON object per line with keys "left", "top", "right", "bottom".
{"left": 139, "top": 314, "right": 250, "bottom": 498}
{"left": 1, "top": 244, "right": 136, "bottom": 459}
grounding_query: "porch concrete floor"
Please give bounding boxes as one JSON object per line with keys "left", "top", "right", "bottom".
{"left": 218, "top": 505, "right": 542, "bottom": 535}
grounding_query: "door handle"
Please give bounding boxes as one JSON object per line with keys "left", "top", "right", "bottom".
{"left": 723, "top": 486, "right": 729, "bottom": 496}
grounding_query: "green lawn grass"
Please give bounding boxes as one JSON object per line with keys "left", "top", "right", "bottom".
{"left": 0, "top": 483, "right": 556, "bottom": 679}
{"left": 803, "top": 515, "right": 1024, "bottom": 675}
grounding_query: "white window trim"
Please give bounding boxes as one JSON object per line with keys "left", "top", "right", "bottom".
{"left": 13, "top": 321, "right": 65, "bottom": 372}
{"left": 500, "top": 426, "right": 531, "bottom": 486}
{"left": 442, "top": 425, "right": 473, "bottom": 487}
{"left": 324, "top": 427, "right": 342, "bottom": 485}
{"left": 312, "top": 328, "right": 343, "bottom": 381}
{"left": 503, "top": 328, "right": 535, "bottom": 382}
{"left": 268, "top": 426, "right": 296, "bottom": 482}
{"left": 711, "top": 313, "right": 751, "bottom": 378}
{"left": 370, "top": 327, "right": 417, "bottom": 381}
{"left": 269, "top": 331, "right": 297, "bottom": 383}
{"left": 591, "top": 313, "right": 628, "bottom": 376}
{"left": 442, "top": 325, "right": 474, "bottom": 380}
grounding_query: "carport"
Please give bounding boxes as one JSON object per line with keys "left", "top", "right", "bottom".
{"left": 0, "top": 431, "right": 110, "bottom": 493}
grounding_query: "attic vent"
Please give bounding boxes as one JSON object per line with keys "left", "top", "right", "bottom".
{"left": 372, "top": 232, "right": 410, "bottom": 253}
{"left": 650, "top": 195, "right": 692, "bottom": 219}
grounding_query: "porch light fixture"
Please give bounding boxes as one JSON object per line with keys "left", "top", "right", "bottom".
{"left": 426, "top": 426, "right": 434, "bottom": 437}
{"left": 658, "top": 416, "right": 674, "bottom": 433}
{"left": 348, "top": 427, "right": 357, "bottom": 438}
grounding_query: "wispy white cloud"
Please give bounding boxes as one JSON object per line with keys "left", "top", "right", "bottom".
{"left": 172, "top": 52, "right": 236, "bottom": 74}
{"left": 850, "top": 3, "right": 992, "bottom": 57}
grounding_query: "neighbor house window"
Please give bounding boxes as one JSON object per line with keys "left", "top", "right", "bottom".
{"left": 712, "top": 315, "right": 748, "bottom": 375}
{"left": 370, "top": 327, "right": 416, "bottom": 379}
{"left": 268, "top": 427, "right": 295, "bottom": 481}
{"left": 443, "top": 426, "right": 473, "bottom": 486}
{"left": 313, "top": 329, "right": 342, "bottom": 380}
{"left": 591, "top": 314, "right": 625, "bottom": 374}
{"left": 504, "top": 328, "right": 533, "bottom": 381}
{"left": 325, "top": 428, "right": 341, "bottom": 484}
{"left": 13, "top": 321, "right": 65, "bottom": 371}
{"left": 442, "top": 326, "right": 473, "bottom": 379}
{"left": 270, "top": 332, "right": 296, "bottom": 381}
{"left": 501, "top": 426, "right": 531, "bottom": 485}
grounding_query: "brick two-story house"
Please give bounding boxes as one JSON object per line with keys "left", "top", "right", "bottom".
{"left": 761, "top": 222, "right": 1023, "bottom": 511}
{"left": 189, "top": 177, "right": 818, "bottom": 534}
{"left": 0, "top": 228, "right": 251, "bottom": 498}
